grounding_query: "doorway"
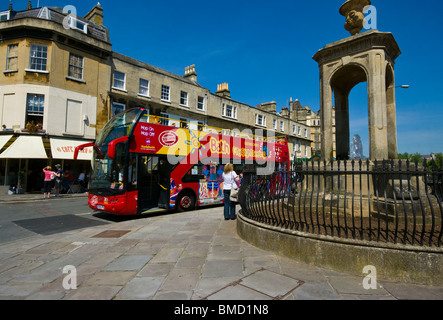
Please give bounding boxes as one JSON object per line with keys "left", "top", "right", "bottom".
{"left": 137, "top": 155, "right": 170, "bottom": 214}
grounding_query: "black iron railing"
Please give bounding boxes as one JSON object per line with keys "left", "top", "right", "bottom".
{"left": 239, "top": 160, "right": 443, "bottom": 247}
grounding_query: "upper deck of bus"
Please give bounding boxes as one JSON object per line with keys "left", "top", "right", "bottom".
{"left": 94, "top": 107, "right": 289, "bottom": 163}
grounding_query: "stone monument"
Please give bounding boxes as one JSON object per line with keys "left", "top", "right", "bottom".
{"left": 313, "top": 0, "right": 401, "bottom": 161}
{"left": 350, "top": 134, "right": 365, "bottom": 159}
{"left": 340, "top": 0, "right": 371, "bottom": 35}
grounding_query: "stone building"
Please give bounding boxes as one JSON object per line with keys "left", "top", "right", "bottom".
{"left": 0, "top": 3, "right": 312, "bottom": 192}
{"left": 0, "top": 3, "right": 111, "bottom": 192}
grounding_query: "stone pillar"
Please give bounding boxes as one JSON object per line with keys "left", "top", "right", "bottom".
{"left": 319, "top": 66, "right": 334, "bottom": 161}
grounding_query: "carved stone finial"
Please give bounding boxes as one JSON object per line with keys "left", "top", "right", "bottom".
{"left": 26, "top": 0, "right": 32, "bottom": 10}
{"left": 340, "top": 0, "right": 371, "bottom": 35}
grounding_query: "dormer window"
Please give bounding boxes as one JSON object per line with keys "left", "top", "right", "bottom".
{"left": 0, "top": 10, "right": 10, "bottom": 21}
{"left": 68, "top": 16, "right": 88, "bottom": 33}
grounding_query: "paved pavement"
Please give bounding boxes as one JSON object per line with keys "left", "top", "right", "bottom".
{"left": 0, "top": 192, "right": 443, "bottom": 301}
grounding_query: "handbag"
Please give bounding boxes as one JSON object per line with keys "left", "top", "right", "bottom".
{"left": 230, "top": 172, "right": 239, "bottom": 202}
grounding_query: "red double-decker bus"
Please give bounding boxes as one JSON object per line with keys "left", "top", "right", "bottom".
{"left": 75, "top": 107, "right": 290, "bottom": 215}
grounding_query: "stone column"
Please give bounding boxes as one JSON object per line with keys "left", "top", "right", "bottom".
{"left": 367, "top": 51, "right": 388, "bottom": 160}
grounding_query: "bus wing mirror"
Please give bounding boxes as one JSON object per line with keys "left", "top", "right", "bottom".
{"left": 74, "top": 142, "right": 95, "bottom": 160}
{"left": 108, "top": 136, "right": 129, "bottom": 160}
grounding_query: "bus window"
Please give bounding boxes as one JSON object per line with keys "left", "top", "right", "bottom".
{"left": 182, "top": 164, "right": 205, "bottom": 183}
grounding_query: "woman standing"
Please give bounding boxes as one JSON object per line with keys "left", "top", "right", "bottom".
{"left": 222, "top": 163, "right": 240, "bottom": 220}
{"left": 42, "top": 166, "right": 55, "bottom": 199}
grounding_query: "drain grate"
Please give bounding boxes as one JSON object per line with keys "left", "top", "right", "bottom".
{"left": 202, "top": 268, "right": 304, "bottom": 300}
{"left": 92, "top": 230, "right": 131, "bottom": 238}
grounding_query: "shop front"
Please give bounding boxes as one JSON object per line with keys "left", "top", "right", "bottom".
{"left": 0, "top": 135, "right": 93, "bottom": 193}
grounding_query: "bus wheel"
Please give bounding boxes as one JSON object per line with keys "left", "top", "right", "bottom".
{"left": 177, "top": 192, "right": 195, "bottom": 212}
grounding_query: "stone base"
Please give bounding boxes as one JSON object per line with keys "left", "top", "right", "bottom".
{"left": 237, "top": 211, "right": 443, "bottom": 286}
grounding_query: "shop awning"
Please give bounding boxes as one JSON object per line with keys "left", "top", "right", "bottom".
{"left": 50, "top": 138, "right": 93, "bottom": 160}
{"left": 0, "top": 135, "right": 13, "bottom": 152}
{"left": 0, "top": 136, "right": 48, "bottom": 159}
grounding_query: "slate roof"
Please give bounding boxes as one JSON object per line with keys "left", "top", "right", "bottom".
{"left": 1, "top": 6, "right": 109, "bottom": 43}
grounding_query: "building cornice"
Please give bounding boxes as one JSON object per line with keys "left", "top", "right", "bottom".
{"left": 313, "top": 30, "right": 401, "bottom": 65}
{"left": 0, "top": 17, "right": 112, "bottom": 58}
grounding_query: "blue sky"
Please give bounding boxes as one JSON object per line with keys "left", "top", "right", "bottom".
{"left": 6, "top": 0, "right": 443, "bottom": 155}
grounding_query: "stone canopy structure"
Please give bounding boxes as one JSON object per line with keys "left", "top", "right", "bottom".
{"left": 313, "top": 2, "right": 401, "bottom": 161}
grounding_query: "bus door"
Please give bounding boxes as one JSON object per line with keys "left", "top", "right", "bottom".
{"left": 137, "top": 155, "right": 170, "bottom": 213}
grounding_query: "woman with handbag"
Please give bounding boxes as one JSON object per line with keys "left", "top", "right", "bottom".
{"left": 222, "top": 163, "right": 240, "bottom": 220}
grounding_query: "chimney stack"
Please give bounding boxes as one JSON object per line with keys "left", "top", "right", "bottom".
{"left": 260, "top": 101, "right": 277, "bottom": 114}
{"left": 84, "top": 3, "right": 104, "bottom": 26}
{"left": 184, "top": 64, "right": 198, "bottom": 83}
{"left": 216, "top": 83, "right": 231, "bottom": 99}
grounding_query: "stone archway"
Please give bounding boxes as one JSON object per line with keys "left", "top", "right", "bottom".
{"left": 313, "top": 30, "right": 401, "bottom": 161}
{"left": 331, "top": 64, "right": 368, "bottom": 160}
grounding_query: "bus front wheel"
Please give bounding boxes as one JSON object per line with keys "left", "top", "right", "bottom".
{"left": 177, "top": 192, "right": 195, "bottom": 212}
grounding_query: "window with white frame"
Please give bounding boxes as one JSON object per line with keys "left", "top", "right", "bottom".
{"left": 29, "top": 44, "right": 48, "bottom": 71}
{"left": 0, "top": 11, "right": 10, "bottom": 21}
{"left": 6, "top": 44, "right": 18, "bottom": 70}
{"left": 292, "top": 124, "right": 296, "bottom": 134}
{"left": 297, "top": 126, "right": 301, "bottom": 136}
{"left": 273, "top": 119, "right": 277, "bottom": 130}
{"left": 161, "top": 85, "right": 170, "bottom": 101}
{"left": 68, "top": 16, "right": 88, "bottom": 33}
{"left": 139, "top": 79, "right": 150, "bottom": 96}
{"left": 26, "top": 94, "right": 44, "bottom": 126}
{"left": 255, "top": 114, "right": 266, "bottom": 127}
{"left": 113, "top": 71, "right": 126, "bottom": 91}
{"left": 304, "top": 128, "right": 308, "bottom": 138}
{"left": 222, "top": 104, "right": 237, "bottom": 119}
{"left": 180, "top": 91, "right": 188, "bottom": 106}
{"left": 68, "top": 53, "right": 84, "bottom": 80}
{"left": 197, "top": 96, "right": 205, "bottom": 110}
{"left": 280, "top": 120, "right": 284, "bottom": 132}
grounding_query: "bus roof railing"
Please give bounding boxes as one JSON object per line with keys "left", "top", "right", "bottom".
{"left": 147, "top": 114, "right": 287, "bottom": 144}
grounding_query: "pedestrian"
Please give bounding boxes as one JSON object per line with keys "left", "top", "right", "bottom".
{"left": 222, "top": 163, "right": 240, "bottom": 220}
{"left": 62, "top": 168, "right": 74, "bottom": 193}
{"left": 54, "top": 164, "right": 63, "bottom": 197}
{"left": 42, "top": 166, "right": 55, "bottom": 199}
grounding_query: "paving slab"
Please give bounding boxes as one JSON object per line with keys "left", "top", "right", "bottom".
{"left": 103, "top": 255, "right": 152, "bottom": 271}
{"left": 116, "top": 277, "right": 164, "bottom": 300}
{"left": 240, "top": 269, "right": 303, "bottom": 298}
{"left": 202, "top": 260, "right": 244, "bottom": 278}
{"left": 207, "top": 284, "right": 272, "bottom": 300}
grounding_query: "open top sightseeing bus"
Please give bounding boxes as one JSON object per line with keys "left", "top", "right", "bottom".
{"left": 75, "top": 107, "right": 290, "bottom": 215}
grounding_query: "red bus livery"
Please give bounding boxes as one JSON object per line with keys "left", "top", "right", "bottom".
{"left": 76, "top": 108, "right": 290, "bottom": 215}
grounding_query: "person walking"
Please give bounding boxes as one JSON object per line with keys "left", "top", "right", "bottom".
{"left": 54, "top": 164, "right": 63, "bottom": 197}
{"left": 222, "top": 163, "right": 240, "bottom": 220}
{"left": 42, "top": 166, "right": 55, "bottom": 199}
